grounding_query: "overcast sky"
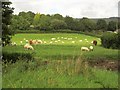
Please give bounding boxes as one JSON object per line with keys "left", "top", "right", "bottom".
{"left": 10, "top": 0, "right": 119, "bottom": 18}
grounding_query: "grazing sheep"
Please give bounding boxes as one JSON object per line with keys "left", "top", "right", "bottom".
{"left": 50, "top": 41, "right": 53, "bottom": 44}
{"left": 89, "top": 46, "right": 94, "bottom": 51}
{"left": 29, "top": 39, "right": 41, "bottom": 45}
{"left": 72, "top": 41, "right": 75, "bottom": 43}
{"left": 29, "top": 39, "right": 33, "bottom": 45}
{"left": 51, "top": 38, "right": 56, "bottom": 40}
{"left": 20, "top": 41, "right": 23, "bottom": 44}
{"left": 32, "top": 40, "right": 37, "bottom": 44}
{"left": 37, "top": 40, "right": 42, "bottom": 44}
{"left": 27, "top": 45, "right": 34, "bottom": 50}
{"left": 91, "top": 41, "right": 93, "bottom": 44}
{"left": 64, "top": 37, "right": 67, "bottom": 39}
{"left": 68, "top": 38, "right": 72, "bottom": 40}
{"left": 26, "top": 40, "right": 29, "bottom": 43}
{"left": 24, "top": 44, "right": 34, "bottom": 50}
{"left": 79, "top": 40, "right": 82, "bottom": 42}
{"left": 81, "top": 47, "right": 89, "bottom": 51}
{"left": 11, "top": 42, "right": 17, "bottom": 46}
{"left": 62, "top": 41, "right": 64, "bottom": 43}
{"left": 92, "top": 40, "right": 97, "bottom": 46}
{"left": 44, "top": 41, "right": 47, "bottom": 44}
{"left": 55, "top": 41, "right": 58, "bottom": 43}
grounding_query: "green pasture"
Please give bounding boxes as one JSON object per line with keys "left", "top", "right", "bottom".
{"left": 3, "top": 33, "right": 118, "bottom": 60}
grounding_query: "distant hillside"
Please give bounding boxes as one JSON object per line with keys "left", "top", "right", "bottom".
{"left": 90, "top": 17, "right": 119, "bottom": 23}
{"left": 76, "top": 17, "right": 119, "bottom": 23}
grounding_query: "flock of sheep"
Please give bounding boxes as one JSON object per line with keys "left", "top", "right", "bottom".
{"left": 10, "top": 37, "right": 98, "bottom": 51}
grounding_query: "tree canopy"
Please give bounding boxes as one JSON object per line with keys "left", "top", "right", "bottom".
{"left": 96, "top": 19, "right": 107, "bottom": 31}
{"left": 9, "top": 11, "right": 118, "bottom": 33}
{"left": 2, "top": 2, "right": 14, "bottom": 46}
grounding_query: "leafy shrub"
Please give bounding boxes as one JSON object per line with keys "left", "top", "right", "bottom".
{"left": 101, "top": 32, "right": 119, "bottom": 49}
{"left": 2, "top": 52, "right": 34, "bottom": 63}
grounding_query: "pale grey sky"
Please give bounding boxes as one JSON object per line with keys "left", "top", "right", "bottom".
{"left": 10, "top": 0, "right": 119, "bottom": 18}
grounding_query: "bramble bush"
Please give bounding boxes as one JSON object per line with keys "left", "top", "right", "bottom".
{"left": 101, "top": 32, "right": 119, "bottom": 49}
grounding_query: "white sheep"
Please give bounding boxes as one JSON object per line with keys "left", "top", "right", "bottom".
{"left": 55, "top": 41, "right": 58, "bottom": 43}
{"left": 91, "top": 41, "right": 93, "bottom": 44}
{"left": 81, "top": 47, "right": 89, "bottom": 51}
{"left": 64, "top": 37, "right": 67, "bottom": 40}
{"left": 50, "top": 41, "right": 53, "bottom": 44}
{"left": 79, "top": 40, "right": 82, "bottom": 42}
{"left": 20, "top": 41, "right": 23, "bottom": 44}
{"left": 89, "top": 46, "right": 94, "bottom": 51}
{"left": 11, "top": 42, "right": 17, "bottom": 46}
{"left": 37, "top": 40, "right": 42, "bottom": 44}
{"left": 68, "top": 38, "right": 72, "bottom": 40}
{"left": 44, "top": 41, "right": 47, "bottom": 44}
{"left": 24, "top": 44, "right": 34, "bottom": 50}
{"left": 27, "top": 45, "right": 34, "bottom": 50}
{"left": 51, "top": 38, "right": 56, "bottom": 40}
{"left": 26, "top": 40, "right": 29, "bottom": 43}
{"left": 72, "top": 41, "right": 75, "bottom": 43}
{"left": 62, "top": 41, "right": 64, "bottom": 43}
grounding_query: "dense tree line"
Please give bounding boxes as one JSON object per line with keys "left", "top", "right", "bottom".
{"left": 11, "top": 11, "right": 119, "bottom": 32}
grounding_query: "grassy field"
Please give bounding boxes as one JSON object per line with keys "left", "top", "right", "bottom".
{"left": 2, "top": 33, "right": 119, "bottom": 88}
{"left": 3, "top": 33, "right": 118, "bottom": 60}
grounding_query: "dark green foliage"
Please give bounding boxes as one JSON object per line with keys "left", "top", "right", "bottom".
{"left": 39, "top": 14, "right": 52, "bottom": 30}
{"left": 2, "top": 52, "right": 34, "bottom": 63}
{"left": 101, "top": 32, "right": 119, "bottom": 49}
{"left": 118, "top": 21, "right": 120, "bottom": 29}
{"left": 11, "top": 11, "right": 119, "bottom": 33}
{"left": 11, "top": 11, "right": 35, "bottom": 30}
{"left": 52, "top": 14, "right": 63, "bottom": 20}
{"left": 16, "top": 29, "right": 81, "bottom": 33}
{"left": 96, "top": 19, "right": 107, "bottom": 31}
{"left": 2, "top": 2, "right": 14, "bottom": 46}
{"left": 107, "top": 21, "right": 117, "bottom": 31}
{"left": 80, "top": 18, "right": 96, "bottom": 32}
{"left": 64, "top": 16, "right": 75, "bottom": 30}
{"left": 50, "top": 19, "right": 67, "bottom": 30}
{"left": 33, "top": 13, "right": 41, "bottom": 29}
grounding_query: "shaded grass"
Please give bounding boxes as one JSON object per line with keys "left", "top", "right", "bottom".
{"left": 3, "top": 44, "right": 118, "bottom": 60}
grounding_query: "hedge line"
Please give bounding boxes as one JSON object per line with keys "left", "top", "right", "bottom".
{"left": 101, "top": 32, "right": 120, "bottom": 49}
{"left": 2, "top": 52, "right": 34, "bottom": 63}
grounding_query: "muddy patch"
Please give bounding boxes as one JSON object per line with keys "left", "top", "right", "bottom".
{"left": 88, "top": 60, "right": 119, "bottom": 71}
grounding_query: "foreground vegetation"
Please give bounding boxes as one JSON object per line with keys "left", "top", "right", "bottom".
{"left": 2, "top": 59, "right": 118, "bottom": 88}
